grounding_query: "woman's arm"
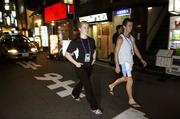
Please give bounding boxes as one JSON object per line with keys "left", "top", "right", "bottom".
{"left": 91, "top": 50, "right": 96, "bottom": 65}
{"left": 65, "top": 52, "right": 83, "bottom": 68}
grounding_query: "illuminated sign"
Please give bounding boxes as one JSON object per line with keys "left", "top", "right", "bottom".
{"left": 4, "top": 0, "right": 9, "bottom": 3}
{"left": 45, "top": 2, "right": 67, "bottom": 23}
{"left": 68, "top": 5, "right": 74, "bottom": 14}
{"left": 34, "top": 27, "right": 40, "bottom": 36}
{"left": 115, "top": 8, "right": 131, "bottom": 16}
{"left": 169, "top": 0, "right": 180, "bottom": 15}
{"left": 0, "top": 12, "right": 2, "bottom": 22}
{"left": 79, "top": 13, "right": 108, "bottom": 23}
{"left": 15, "top": 19, "right": 17, "bottom": 27}
{"left": 11, "top": 11, "right": 16, "bottom": 17}
{"left": 41, "top": 26, "right": 49, "bottom": 47}
{"left": 11, "top": 14, "right": 14, "bottom": 24}
{"left": 50, "top": 35, "right": 59, "bottom": 54}
{"left": 5, "top": 4, "right": 10, "bottom": 10}
{"left": 6, "top": 16, "right": 10, "bottom": 25}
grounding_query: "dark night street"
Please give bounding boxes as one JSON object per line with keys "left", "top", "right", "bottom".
{"left": 0, "top": 52, "right": 180, "bottom": 119}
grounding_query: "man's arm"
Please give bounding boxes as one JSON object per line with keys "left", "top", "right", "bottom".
{"left": 114, "top": 36, "right": 123, "bottom": 73}
{"left": 133, "top": 43, "right": 147, "bottom": 67}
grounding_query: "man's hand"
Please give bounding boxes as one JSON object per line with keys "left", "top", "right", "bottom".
{"left": 75, "top": 62, "right": 83, "bottom": 68}
{"left": 115, "top": 65, "right": 120, "bottom": 73}
{"left": 140, "top": 59, "right": 147, "bottom": 67}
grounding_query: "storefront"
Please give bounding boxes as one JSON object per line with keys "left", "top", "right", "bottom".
{"left": 79, "top": 13, "right": 112, "bottom": 59}
{"left": 1, "top": 0, "right": 18, "bottom": 34}
{"left": 166, "top": 16, "right": 180, "bottom": 76}
{"left": 79, "top": 9, "right": 131, "bottom": 60}
{"left": 44, "top": 2, "right": 75, "bottom": 58}
{"left": 165, "top": 0, "right": 180, "bottom": 76}
{"left": 25, "top": 8, "right": 49, "bottom": 51}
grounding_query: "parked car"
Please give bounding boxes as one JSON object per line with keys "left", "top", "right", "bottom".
{"left": 0, "top": 34, "right": 38, "bottom": 59}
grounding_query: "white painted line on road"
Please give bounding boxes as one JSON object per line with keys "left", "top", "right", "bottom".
{"left": 34, "top": 73, "right": 85, "bottom": 98}
{"left": 47, "top": 80, "right": 75, "bottom": 90}
{"left": 113, "top": 108, "right": 148, "bottom": 119}
{"left": 16, "top": 61, "right": 41, "bottom": 70}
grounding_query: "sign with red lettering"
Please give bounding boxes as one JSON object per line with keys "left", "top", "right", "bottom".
{"left": 45, "top": 2, "right": 67, "bottom": 23}
{"left": 68, "top": 5, "right": 74, "bottom": 14}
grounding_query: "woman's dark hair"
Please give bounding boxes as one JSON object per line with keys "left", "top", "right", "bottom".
{"left": 122, "top": 18, "right": 133, "bottom": 26}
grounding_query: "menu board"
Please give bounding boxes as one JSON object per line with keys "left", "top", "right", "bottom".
{"left": 50, "top": 35, "right": 59, "bottom": 54}
{"left": 41, "top": 26, "right": 49, "bottom": 47}
{"left": 156, "top": 49, "right": 173, "bottom": 67}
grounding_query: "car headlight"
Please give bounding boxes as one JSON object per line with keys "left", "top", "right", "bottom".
{"left": 8, "top": 49, "right": 18, "bottom": 55}
{"left": 31, "top": 48, "right": 38, "bottom": 52}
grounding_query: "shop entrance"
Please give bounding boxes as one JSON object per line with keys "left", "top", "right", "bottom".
{"left": 90, "top": 22, "right": 111, "bottom": 60}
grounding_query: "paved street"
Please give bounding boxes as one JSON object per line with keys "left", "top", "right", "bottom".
{"left": 0, "top": 52, "right": 180, "bottom": 119}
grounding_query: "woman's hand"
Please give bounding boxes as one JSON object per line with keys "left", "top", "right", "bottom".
{"left": 75, "top": 62, "right": 83, "bottom": 68}
{"left": 140, "top": 59, "right": 147, "bottom": 67}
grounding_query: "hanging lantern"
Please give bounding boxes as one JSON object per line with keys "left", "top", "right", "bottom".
{"left": 169, "top": 0, "right": 180, "bottom": 15}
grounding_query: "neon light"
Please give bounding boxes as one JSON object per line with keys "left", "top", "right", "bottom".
{"left": 115, "top": 8, "right": 131, "bottom": 16}
{"left": 45, "top": 2, "right": 67, "bottom": 23}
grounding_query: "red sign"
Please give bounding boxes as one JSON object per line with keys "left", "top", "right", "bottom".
{"left": 45, "top": 2, "right": 67, "bottom": 23}
{"left": 68, "top": 5, "right": 74, "bottom": 14}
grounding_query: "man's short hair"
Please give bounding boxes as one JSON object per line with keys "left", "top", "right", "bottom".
{"left": 116, "top": 25, "right": 123, "bottom": 32}
{"left": 122, "top": 18, "right": 133, "bottom": 26}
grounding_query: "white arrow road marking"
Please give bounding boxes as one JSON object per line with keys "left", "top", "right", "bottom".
{"left": 113, "top": 108, "right": 148, "bottom": 119}
{"left": 34, "top": 73, "right": 85, "bottom": 98}
{"left": 16, "top": 61, "right": 41, "bottom": 70}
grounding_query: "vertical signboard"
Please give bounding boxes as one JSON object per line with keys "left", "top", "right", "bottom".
{"left": 41, "top": 26, "right": 49, "bottom": 47}
{"left": 0, "top": 12, "right": 2, "bottom": 22}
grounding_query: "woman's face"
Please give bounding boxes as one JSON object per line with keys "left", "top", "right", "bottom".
{"left": 79, "top": 23, "right": 89, "bottom": 36}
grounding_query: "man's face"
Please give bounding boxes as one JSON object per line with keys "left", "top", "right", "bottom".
{"left": 79, "top": 23, "right": 89, "bottom": 36}
{"left": 118, "top": 27, "right": 123, "bottom": 33}
{"left": 124, "top": 22, "right": 133, "bottom": 33}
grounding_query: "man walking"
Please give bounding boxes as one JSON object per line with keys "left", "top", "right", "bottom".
{"left": 109, "top": 18, "right": 147, "bottom": 108}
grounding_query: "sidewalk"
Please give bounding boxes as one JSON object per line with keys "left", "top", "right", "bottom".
{"left": 95, "top": 61, "right": 179, "bottom": 82}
